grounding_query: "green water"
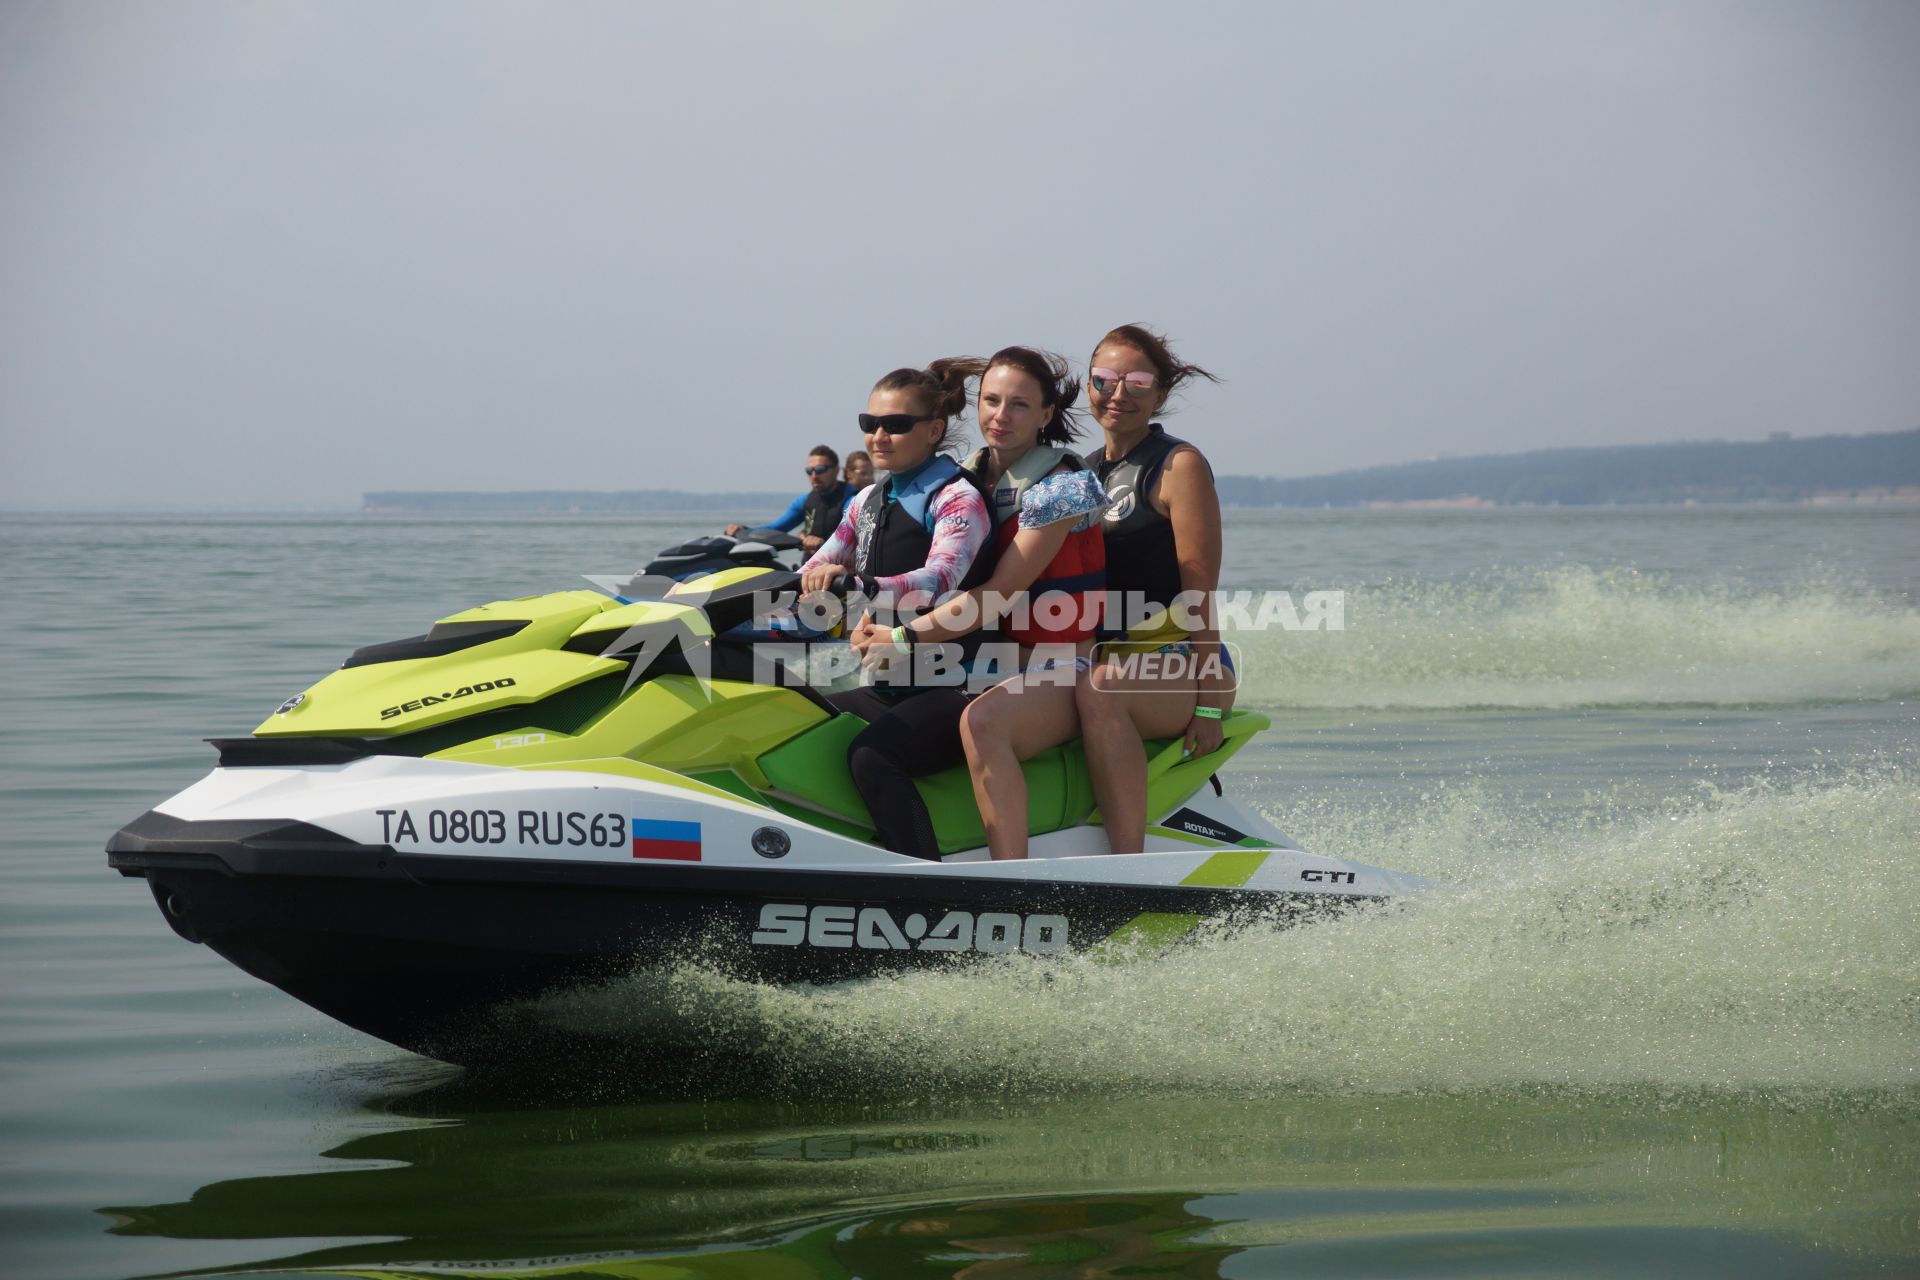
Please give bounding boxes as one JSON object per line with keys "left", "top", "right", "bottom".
{"left": 2, "top": 508, "right": 1916, "bottom": 1277}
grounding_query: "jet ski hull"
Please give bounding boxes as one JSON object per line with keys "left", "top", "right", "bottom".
{"left": 104, "top": 579, "right": 1439, "bottom": 1071}
{"left": 108, "top": 799, "right": 1387, "bottom": 1065}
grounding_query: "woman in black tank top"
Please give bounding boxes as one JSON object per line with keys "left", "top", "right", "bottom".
{"left": 1076, "top": 324, "right": 1235, "bottom": 854}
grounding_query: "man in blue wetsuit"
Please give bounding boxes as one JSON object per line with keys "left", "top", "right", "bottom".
{"left": 727, "top": 445, "right": 852, "bottom": 553}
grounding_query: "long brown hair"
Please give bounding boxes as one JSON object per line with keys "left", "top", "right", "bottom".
{"left": 984, "top": 345, "right": 1083, "bottom": 446}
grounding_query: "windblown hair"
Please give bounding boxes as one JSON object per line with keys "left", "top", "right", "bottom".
{"left": 871, "top": 357, "right": 988, "bottom": 456}
{"left": 984, "top": 345, "right": 1083, "bottom": 446}
{"left": 1092, "top": 323, "right": 1220, "bottom": 401}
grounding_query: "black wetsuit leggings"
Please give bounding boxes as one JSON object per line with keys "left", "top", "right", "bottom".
{"left": 827, "top": 685, "right": 972, "bottom": 860}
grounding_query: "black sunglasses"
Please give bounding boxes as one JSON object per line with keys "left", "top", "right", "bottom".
{"left": 858, "top": 413, "right": 932, "bottom": 436}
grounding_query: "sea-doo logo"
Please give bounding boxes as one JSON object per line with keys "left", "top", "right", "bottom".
{"left": 751, "top": 904, "right": 1068, "bottom": 954}
{"left": 379, "top": 677, "right": 517, "bottom": 721}
{"left": 275, "top": 693, "right": 305, "bottom": 715}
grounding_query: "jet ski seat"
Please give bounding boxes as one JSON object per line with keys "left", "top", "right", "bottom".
{"left": 752, "top": 707, "right": 1270, "bottom": 854}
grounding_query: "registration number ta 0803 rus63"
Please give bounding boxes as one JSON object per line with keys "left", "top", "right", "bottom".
{"left": 374, "top": 808, "right": 627, "bottom": 848}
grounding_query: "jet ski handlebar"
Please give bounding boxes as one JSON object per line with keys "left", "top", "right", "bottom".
{"left": 730, "top": 526, "right": 803, "bottom": 551}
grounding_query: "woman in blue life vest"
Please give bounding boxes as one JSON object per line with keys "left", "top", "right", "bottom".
{"left": 1074, "top": 324, "right": 1233, "bottom": 854}
{"left": 858, "top": 347, "right": 1109, "bottom": 861}
{"left": 797, "top": 359, "right": 993, "bottom": 859}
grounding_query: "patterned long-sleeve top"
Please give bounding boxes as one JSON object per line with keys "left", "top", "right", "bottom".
{"left": 799, "top": 472, "right": 990, "bottom": 607}
{"left": 1016, "top": 468, "right": 1109, "bottom": 533}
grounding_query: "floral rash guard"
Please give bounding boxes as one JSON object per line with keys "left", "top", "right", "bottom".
{"left": 799, "top": 478, "right": 991, "bottom": 605}
{"left": 1016, "top": 468, "right": 1109, "bottom": 532}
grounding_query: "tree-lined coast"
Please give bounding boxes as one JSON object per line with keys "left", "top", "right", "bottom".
{"left": 366, "top": 429, "right": 1919, "bottom": 513}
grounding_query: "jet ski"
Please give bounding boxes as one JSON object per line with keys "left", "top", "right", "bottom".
{"left": 641, "top": 526, "right": 804, "bottom": 582}
{"left": 106, "top": 566, "right": 1437, "bottom": 1065}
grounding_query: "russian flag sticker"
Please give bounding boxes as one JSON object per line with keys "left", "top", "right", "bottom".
{"left": 631, "top": 816, "right": 702, "bottom": 861}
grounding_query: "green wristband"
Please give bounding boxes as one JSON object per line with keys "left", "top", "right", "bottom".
{"left": 892, "top": 625, "right": 911, "bottom": 650}
{"left": 1192, "top": 705, "right": 1223, "bottom": 720}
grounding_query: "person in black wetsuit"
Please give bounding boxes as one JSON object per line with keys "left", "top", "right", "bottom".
{"left": 796, "top": 360, "right": 993, "bottom": 859}
{"left": 1074, "top": 324, "right": 1233, "bottom": 854}
{"left": 727, "top": 445, "right": 850, "bottom": 553}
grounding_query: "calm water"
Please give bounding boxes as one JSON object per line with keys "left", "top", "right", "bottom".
{"left": 2, "top": 507, "right": 1916, "bottom": 1278}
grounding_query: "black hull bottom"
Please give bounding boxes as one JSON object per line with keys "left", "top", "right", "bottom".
{"left": 118, "top": 845, "right": 1353, "bottom": 1067}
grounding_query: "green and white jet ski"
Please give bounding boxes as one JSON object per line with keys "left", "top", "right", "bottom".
{"left": 106, "top": 567, "right": 1435, "bottom": 1064}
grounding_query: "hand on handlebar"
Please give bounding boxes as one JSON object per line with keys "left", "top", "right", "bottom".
{"left": 800, "top": 562, "right": 848, "bottom": 597}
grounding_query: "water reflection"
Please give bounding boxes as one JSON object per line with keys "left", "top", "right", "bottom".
{"left": 102, "top": 1079, "right": 1916, "bottom": 1278}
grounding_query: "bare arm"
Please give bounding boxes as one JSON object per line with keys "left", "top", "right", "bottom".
{"left": 1157, "top": 445, "right": 1230, "bottom": 752}
{"left": 910, "top": 519, "right": 1073, "bottom": 644}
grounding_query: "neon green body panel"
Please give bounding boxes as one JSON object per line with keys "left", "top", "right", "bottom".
{"left": 1092, "top": 850, "right": 1274, "bottom": 959}
{"left": 753, "top": 707, "right": 1268, "bottom": 853}
{"left": 436, "top": 591, "right": 615, "bottom": 630}
{"left": 431, "top": 675, "right": 826, "bottom": 779}
{"left": 667, "top": 565, "right": 771, "bottom": 596}
{"left": 257, "top": 591, "right": 622, "bottom": 738}
{"left": 754, "top": 714, "right": 874, "bottom": 825}
{"left": 255, "top": 580, "right": 1271, "bottom": 853}
{"left": 566, "top": 599, "right": 713, "bottom": 645}
{"left": 1122, "top": 709, "right": 1270, "bottom": 831}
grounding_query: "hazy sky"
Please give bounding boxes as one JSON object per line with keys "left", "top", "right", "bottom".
{"left": 3, "top": 0, "right": 1916, "bottom": 508}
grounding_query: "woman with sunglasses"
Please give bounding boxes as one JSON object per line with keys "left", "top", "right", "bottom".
{"left": 855, "top": 347, "right": 1108, "bottom": 860}
{"left": 797, "top": 359, "right": 994, "bottom": 859}
{"left": 1074, "top": 323, "right": 1230, "bottom": 854}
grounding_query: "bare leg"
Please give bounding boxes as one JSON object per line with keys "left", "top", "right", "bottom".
{"left": 1075, "top": 661, "right": 1204, "bottom": 853}
{"left": 960, "top": 676, "right": 1082, "bottom": 860}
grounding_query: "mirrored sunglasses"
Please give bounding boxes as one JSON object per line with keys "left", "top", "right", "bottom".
{"left": 1089, "top": 367, "right": 1158, "bottom": 396}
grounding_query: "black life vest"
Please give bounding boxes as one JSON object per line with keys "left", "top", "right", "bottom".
{"left": 1084, "top": 423, "right": 1193, "bottom": 614}
{"left": 798, "top": 482, "right": 850, "bottom": 539}
{"left": 854, "top": 461, "right": 974, "bottom": 585}
{"left": 852, "top": 458, "right": 996, "bottom": 667}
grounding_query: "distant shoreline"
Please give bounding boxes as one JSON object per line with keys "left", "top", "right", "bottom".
{"left": 358, "top": 427, "right": 1919, "bottom": 513}
{"left": 6, "top": 428, "right": 1915, "bottom": 515}
{"left": 1291, "top": 488, "right": 1920, "bottom": 510}
{"left": 6, "top": 498, "right": 1920, "bottom": 518}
